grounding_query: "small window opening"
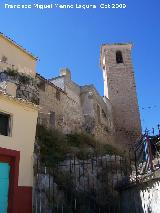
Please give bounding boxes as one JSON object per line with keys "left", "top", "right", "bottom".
{"left": 50, "top": 111, "right": 55, "bottom": 128}
{"left": 116, "top": 51, "right": 123, "bottom": 64}
{"left": 97, "top": 105, "right": 101, "bottom": 123}
{"left": 56, "top": 90, "right": 60, "bottom": 101}
{"left": 0, "top": 112, "right": 11, "bottom": 136}
{"left": 38, "top": 79, "right": 45, "bottom": 91}
{"left": 102, "top": 109, "right": 107, "bottom": 118}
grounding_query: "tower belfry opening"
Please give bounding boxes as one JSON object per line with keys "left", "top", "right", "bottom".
{"left": 116, "top": 50, "right": 123, "bottom": 63}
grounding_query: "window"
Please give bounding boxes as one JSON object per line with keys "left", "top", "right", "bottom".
{"left": 56, "top": 90, "right": 60, "bottom": 101}
{"left": 116, "top": 51, "right": 123, "bottom": 64}
{"left": 102, "top": 109, "right": 107, "bottom": 118}
{"left": 97, "top": 105, "right": 101, "bottom": 123}
{"left": 38, "top": 79, "right": 45, "bottom": 91}
{"left": 0, "top": 112, "right": 11, "bottom": 136}
{"left": 49, "top": 111, "right": 55, "bottom": 128}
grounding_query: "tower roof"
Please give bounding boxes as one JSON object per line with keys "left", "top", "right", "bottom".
{"left": 101, "top": 43, "right": 132, "bottom": 49}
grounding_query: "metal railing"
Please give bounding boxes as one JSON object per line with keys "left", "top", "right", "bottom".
{"left": 134, "top": 133, "right": 160, "bottom": 181}
{"left": 33, "top": 153, "right": 131, "bottom": 213}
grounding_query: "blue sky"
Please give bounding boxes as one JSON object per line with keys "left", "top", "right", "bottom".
{"left": 0, "top": 0, "right": 160, "bottom": 133}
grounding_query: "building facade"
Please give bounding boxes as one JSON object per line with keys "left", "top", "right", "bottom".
{"left": 0, "top": 33, "right": 39, "bottom": 212}
{"left": 0, "top": 91, "right": 38, "bottom": 213}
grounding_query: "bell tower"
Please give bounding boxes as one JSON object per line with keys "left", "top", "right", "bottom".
{"left": 100, "top": 43, "right": 141, "bottom": 145}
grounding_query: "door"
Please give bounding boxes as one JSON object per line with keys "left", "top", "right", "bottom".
{"left": 0, "top": 162, "right": 10, "bottom": 213}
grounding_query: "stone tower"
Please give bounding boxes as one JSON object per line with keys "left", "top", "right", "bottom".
{"left": 100, "top": 43, "right": 141, "bottom": 145}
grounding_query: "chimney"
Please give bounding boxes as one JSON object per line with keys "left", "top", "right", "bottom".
{"left": 60, "top": 68, "right": 71, "bottom": 80}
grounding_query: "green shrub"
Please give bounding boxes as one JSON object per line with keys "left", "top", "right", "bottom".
{"left": 4, "top": 67, "right": 18, "bottom": 77}
{"left": 36, "top": 125, "right": 121, "bottom": 165}
{"left": 19, "top": 74, "right": 31, "bottom": 84}
{"left": 4, "top": 68, "right": 34, "bottom": 85}
{"left": 96, "top": 143, "right": 122, "bottom": 156}
{"left": 36, "top": 125, "right": 69, "bottom": 166}
{"left": 66, "top": 132, "right": 96, "bottom": 148}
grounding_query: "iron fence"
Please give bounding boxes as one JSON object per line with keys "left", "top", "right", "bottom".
{"left": 33, "top": 153, "right": 133, "bottom": 213}
{"left": 33, "top": 134, "right": 160, "bottom": 212}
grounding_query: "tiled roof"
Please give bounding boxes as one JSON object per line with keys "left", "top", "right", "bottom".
{"left": 0, "top": 32, "right": 38, "bottom": 60}
{"left": 36, "top": 73, "right": 66, "bottom": 94}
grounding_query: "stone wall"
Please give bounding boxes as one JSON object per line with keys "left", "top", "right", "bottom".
{"left": 100, "top": 44, "right": 142, "bottom": 145}
{"left": 36, "top": 74, "right": 84, "bottom": 134}
{"left": 0, "top": 70, "right": 39, "bottom": 104}
{"left": 50, "top": 70, "right": 115, "bottom": 144}
{"left": 80, "top": 85, "right": 115, "bottom": 143}
{"left": 33, "top": 154, "right": 122, "bottom": 213}
{"left": 120, "top": 178, "right": 160, "bottom": 213}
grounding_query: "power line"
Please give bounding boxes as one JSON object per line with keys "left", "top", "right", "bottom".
{"left": 141, "top": 105, "right": 159, "bottom": 110}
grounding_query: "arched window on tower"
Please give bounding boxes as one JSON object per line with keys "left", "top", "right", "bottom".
{"left": 116, "top": 51, "right": 123, "bottom": 64}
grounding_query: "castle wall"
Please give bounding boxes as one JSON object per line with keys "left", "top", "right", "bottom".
{"left": 37, "top": 75, "right": 84, "bottom": 134}
{"left": 65, "top": 78, "right": 81, "bottom": 104}
{"left": 80, "top": 85, "right": 115, "bottom": 144}
{"left": 41, "top": 72, "right": 115, "bottom": 144}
